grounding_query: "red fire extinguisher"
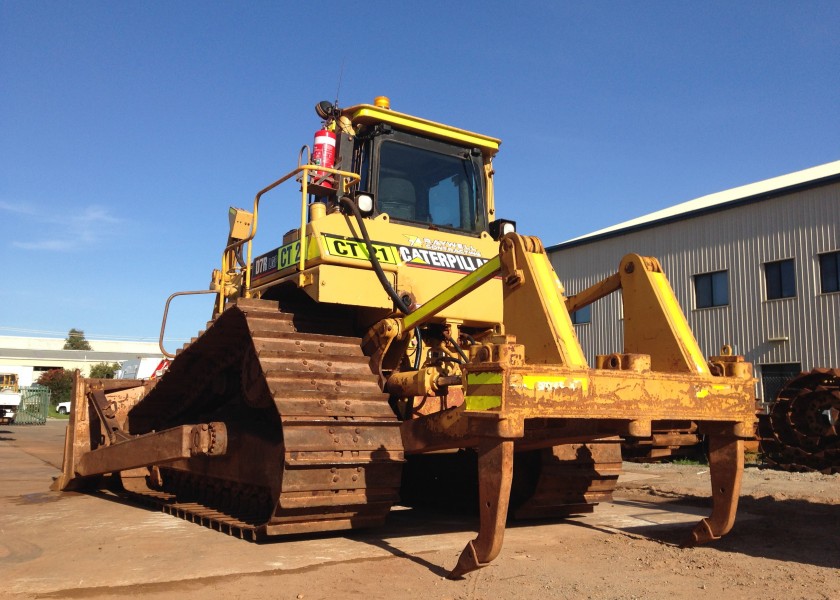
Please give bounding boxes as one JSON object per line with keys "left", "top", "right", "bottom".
{"left": 312, "top": 129, "right": 336, "bottom": 188}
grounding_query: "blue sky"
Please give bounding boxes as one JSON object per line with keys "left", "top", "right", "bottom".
{"left": 2, "top": 1, "right": 839, "bottom": 345}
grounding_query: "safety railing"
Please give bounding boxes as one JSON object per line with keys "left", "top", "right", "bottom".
{"left": 218, "top": 162, "right": 361, "bottom": 314}
{"left": 158, "top": 289, "right": 219, "bottom": 358}
{"left": 158, "top": 161, "right": 362, "bottom": 356}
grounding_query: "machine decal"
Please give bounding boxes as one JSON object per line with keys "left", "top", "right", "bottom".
{"left": 252, "top": 237, "right": 317, "bottom": 280}
{"left": 322, "top": 234, "right": 490, "bottom": 275}
{"left": 403, "top": 234, "right": 483, "bottom": 258}
{"left": 323, "top": 235, "right": 399, "bottom": 264}
{"left": 516, "top": 375, "right": 590, "bottom": 394}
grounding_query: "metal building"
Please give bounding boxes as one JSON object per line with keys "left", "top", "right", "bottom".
{"left": 548, "top": 160, "right": 840, "bottom": 406}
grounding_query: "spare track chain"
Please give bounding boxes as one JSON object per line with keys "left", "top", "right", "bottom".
{"left": 759, "top": 368, "right": 840, "bottom": 474}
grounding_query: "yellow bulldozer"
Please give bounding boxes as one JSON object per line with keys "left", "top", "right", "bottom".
{"left": 55, "top": 96, "right": 757, "bottom": 577}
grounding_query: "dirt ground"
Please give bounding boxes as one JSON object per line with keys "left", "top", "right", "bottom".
{"left": 1, "top": 421, "right": 838, "bottom": 600}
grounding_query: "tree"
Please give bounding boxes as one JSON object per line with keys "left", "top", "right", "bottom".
{"left": 63, "top": 328, "right": 92, "bottom": 350}
{"left": 37, "top": 368, "right": 73, "bottom": 406}
{"left": 89, "top": 362, "right": 120, "bottom": 379}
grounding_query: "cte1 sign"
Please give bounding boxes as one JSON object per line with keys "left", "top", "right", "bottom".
{"left": 323, "top": 236, "right": 398, "bottom": 265}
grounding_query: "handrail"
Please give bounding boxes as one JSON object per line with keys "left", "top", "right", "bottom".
{"left": 218, "top": 164, "right": 361, "bottom": 314}
{"left": 159, "top": 289, "right": 219, "bottom": 358}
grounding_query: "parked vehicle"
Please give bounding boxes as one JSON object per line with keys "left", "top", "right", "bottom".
{"left": 0, "top": 373, "right": 21, "bottom": 424}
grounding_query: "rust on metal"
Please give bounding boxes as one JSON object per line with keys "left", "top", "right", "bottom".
{"left": 686, "top": 435, "right": 743, "bottom": 544}
{"left": 449, "top": 439, "right": 514, "bottom": 579}
{"left": 759, "top": 368, "right": 840, "bottom": 474}
{"left": 77, "top": 422, "right": 228, "bottom": 476}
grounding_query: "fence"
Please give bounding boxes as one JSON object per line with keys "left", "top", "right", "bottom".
{"left": 13, "top": 384, "right": 51, "bottom": 425}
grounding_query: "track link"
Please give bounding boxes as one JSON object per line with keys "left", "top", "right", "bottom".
{"left": 122, "top": 297, "right": 404, "bottom": 538}
{"left": 759, "top": 368, "right": 840, "bottom": 474}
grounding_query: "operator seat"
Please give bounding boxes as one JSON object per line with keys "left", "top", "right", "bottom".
{"left": 378, "top": 177, "right": 416, "bottom": 221}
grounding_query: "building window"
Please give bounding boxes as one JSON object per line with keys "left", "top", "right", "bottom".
{"left": 570, "top": 304, "right": 591, "bottom": 324}
{"left": 819, "top": 251, "right": 840, "bottom": 293}
{"left": 764, "top": 259, "right": 796, "bottom": 299}
{"left": 694, "top": 270, "right": 729, "bottom": 308}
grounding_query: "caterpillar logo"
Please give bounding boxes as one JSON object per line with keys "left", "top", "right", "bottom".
{"left": 323, "top": 234, "right": 488, "bottom": 274}
{"left": 397, "top": 246, "right": 489, "bottom": 273}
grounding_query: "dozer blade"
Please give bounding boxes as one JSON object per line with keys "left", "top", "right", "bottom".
{"left": 53, "top": 373, "right": 151, "bottom": 492}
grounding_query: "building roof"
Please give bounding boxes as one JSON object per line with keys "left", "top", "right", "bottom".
{"left": 0, "top": 348, "right": 162, "bottom": 362}
{"left": 549, "top": 159, "right": 840, "bottom": 250}
{"left": 0, "top": 335, "right": 161, "bottom": 353}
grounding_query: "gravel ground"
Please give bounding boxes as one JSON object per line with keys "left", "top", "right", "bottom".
{"left": 2, "top": 422, "right": 838, "bottom": 600}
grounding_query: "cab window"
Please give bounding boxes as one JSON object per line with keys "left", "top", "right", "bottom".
{"left": 374, "top": 134, "right": 486, "bottom": 234}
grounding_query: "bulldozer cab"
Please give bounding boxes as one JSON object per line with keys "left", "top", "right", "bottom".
{"left": 355, "top": 128, "right": 488, "bottom": 234}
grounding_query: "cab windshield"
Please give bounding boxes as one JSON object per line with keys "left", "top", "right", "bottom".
{"left": 372, "top": 133, "right": 487, "bottom": 234}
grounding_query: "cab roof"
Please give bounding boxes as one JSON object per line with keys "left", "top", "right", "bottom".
{"left": 342, "top": 103, "right": 501, "bottom": 158}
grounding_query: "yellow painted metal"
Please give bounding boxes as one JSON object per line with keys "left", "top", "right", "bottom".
{"left": 228, "top": 207, "right": 254, "bottom": 240}
{"left": 500, "top": 235, "right": 588, "bottom": 368}
{"left": 305, "top": 264, "right": 393, "bottom": 308}
{"left": 619, "top": 254, "right": 710, "bottom": 374}
{"left": 484, "top": 162, "right": 496, "bottom": 227}
{"left": 75, "top": 98, "right": 764, "bottom": 580}
{"left": 564, "top": 272, "right": 621, "bottom": 314}
{"left": 249, "top": 211, "right": 503, "bottom": 327}
{"left": 216, "top": 164, "right": 361, "bottom": 314}
{"left": 402, "top": 256, "right": 501, "bottom": 330}
{"left": 295, "top": 164, "right": 360, "bottom": 289}
{"left": 500, "top": 365, "right": 754, "bottom": 428}
{"left": 345, "top": 104, "right": 501, "bottom": 155}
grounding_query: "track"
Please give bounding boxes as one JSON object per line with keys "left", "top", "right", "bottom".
{"left": 759, "top": 368, "right": 840, "bottom": 474}
{"left": 122, "top": 297, "right": 405, "bottom": 538}
{"left": 512, "top": 440, "right": 622, "bottom": 519}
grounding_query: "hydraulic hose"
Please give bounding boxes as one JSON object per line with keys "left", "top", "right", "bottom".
{"left": 339, "top": 196, "right": 412, "bottom": 315}
{"left": 448, "top": 337, "right": 469, "bottom": 364}
{"left": 336, "top": 197, "right": 427, "bottom": 370}
{"left": 413, "top": 328, "right": 423, "bottom": 370}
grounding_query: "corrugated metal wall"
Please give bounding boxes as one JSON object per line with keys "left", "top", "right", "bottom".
{"left": 549, "top": 180, "right": 840, "bottom": 400}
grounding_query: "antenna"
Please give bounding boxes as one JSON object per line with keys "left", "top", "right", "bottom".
{"left": 334, "top": 58, "right": 346, "bottom": 109}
